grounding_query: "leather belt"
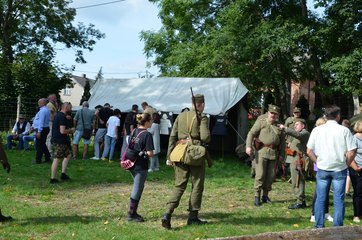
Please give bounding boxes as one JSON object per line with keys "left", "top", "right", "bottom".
{"left": 263, "top": 144, "right": 276, "bottom": 149}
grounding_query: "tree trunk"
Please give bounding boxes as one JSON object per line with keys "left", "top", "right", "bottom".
{"left": 0, "top": 0, "right": 15, "bottom": 99}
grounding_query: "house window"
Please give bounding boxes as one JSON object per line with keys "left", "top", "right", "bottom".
{"left": 63, "top": 86, "right": 71, "bottom": 96}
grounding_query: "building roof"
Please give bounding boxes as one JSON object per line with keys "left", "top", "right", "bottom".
{"left": 71, "top": 75, "right": 95, "bottom": 88}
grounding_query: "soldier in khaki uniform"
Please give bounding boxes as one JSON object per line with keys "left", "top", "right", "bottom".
{"left": 279, "top": 118, "right": 310, "bottom": 209}
{"left": 246, "top": 105, "right": 284, "bottom": 206}
{"left": 284, "top": 107, "right": 302, "bottom": 145}
{"left": 161, "top": 94, "right": 211, "bottom": 229}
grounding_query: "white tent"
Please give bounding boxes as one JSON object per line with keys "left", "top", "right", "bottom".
{"left": 88, "top": 77, "right": 248, "bottom": 115}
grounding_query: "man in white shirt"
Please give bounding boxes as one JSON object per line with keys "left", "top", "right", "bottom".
{"left": 307, "top": 105, "right": 356, "bottom": 228}
{"left": 101, "top": 109, "right": 121, "bottom": 161}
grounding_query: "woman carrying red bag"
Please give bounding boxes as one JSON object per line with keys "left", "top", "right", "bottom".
{"left": 126, "top": 113, "right": 154, "bottom": 222}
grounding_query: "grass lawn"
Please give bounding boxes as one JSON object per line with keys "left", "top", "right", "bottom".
{"left": 0, "top": 146, "right": 359, "bottom": 240}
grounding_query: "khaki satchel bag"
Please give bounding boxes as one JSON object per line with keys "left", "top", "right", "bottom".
{"left": 169, "top": 141, "right": 188, "bottom": 162}
{"left": 170, "top": 114, "right": 206, "bottom": 166}
{"left": 169, "top": 114, "right": 196, "bottom": 163}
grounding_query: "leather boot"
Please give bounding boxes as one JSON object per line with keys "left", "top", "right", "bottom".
{"left": 127, "top": 198, "right": 144, "bottom": 222}
{"left": 187, "top": 210, "right": 207, "bottom": 225}
{"left": 254, "top": 196, "right": 261, "bottom": 206}
{"left": 262, "top": 195, "right": 272, "bottom": 204}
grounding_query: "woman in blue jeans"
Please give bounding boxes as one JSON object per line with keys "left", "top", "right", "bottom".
{"left": 127, "top": 113, "right": 154, "bottom": 222}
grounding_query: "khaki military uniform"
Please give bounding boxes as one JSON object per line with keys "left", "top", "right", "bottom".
{"left": 246, "top": 117, "right": 284, "bottom": 198}
{"left": 284, "top": 128, "right": 310, "bottom": 204}
{"left": 165, "top": 109, "right": 211, "bottom": 218}
{"left": 284, "top": 116, "right": 296, "bottom": 145}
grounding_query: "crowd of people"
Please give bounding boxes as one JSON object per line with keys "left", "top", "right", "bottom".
{"left": 4, "top": 95, "right": 162, "bottom": 184}
{"left": 246, "top": 104, "right": 362, "bottom": 229}
{"left": 1, "top": 94, "right": 361, "bottom": 232}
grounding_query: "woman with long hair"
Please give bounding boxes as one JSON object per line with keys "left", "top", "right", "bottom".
{"left": 127, "top": 113, "right": 154, "bottom": 222}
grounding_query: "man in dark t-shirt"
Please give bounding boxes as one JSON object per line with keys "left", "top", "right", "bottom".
{"left": 91, "top": 103, "right": 114, "bottom": 160}
{"left": 50, "top": 102, "right": 75, "bottom": 184}
{"left": 121, "top": 104, "right": 139, "bottom": 156}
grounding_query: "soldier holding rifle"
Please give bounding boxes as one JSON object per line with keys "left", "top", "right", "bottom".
{"left": 161, "top": 91, "right": 211, "bottom": 229}
{"left": 279, "top": 118, "right": 310, "bottom": 209}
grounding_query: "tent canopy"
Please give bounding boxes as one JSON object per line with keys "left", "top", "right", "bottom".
{"left": 88, "top": 77, "right": 248, "bottom": 115}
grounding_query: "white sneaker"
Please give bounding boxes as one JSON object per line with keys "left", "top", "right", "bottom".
{"left": 325, "top": 213, "right": 333, "bottom": 222}
{"left": 310, "top": 215, "right": 315, "bottom": 222}
{"left": 148, "top": 169, "right": 154, "bottom": 173}
{"left": 353, "top": 217, "right": 360, "bottom": 223}
{"left": 90, "top": 156, "right": 100, "bottom": 160}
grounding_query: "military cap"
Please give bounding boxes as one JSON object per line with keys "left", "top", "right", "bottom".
{"left": 293, "top": 107, "right": 301, "bottom": 113}
{"left": 193, "top": 94, "right": 205, "bottom": 104}
{"left": 295, "top": 118, "right": 306, "bottom": 125}
{"left": 268, "top": 104, "right": 280, "bottom": 114}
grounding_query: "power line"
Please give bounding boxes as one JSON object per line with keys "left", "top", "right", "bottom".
{"left": 71, "top": 69, "right": 152, "bottom": 75}
{"left": 74, "top": 0, "right": 126, "bottom": 10}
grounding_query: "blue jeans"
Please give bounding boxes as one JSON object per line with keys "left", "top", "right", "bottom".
{"left": 315, "top": 169, "right": 347, "bottom": 228}
{"left": 93, "top": 128, "right": 106, "bottom": 158}
{"left": 101, "top": 135, "right": 117, "bottom": 160}
{"left": 149, "top": 154, "right": 159, "bottom": 170}
{"left": 130, "top": 169, "right": 148, "bottom": 201}
{"left": 7, "top": 134, "right": 25, "bottom": 149}
{"left": 23, "top": 135, "right": 36, "bottom": 150}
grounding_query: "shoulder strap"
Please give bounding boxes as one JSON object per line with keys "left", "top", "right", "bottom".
{"left": 186, "top": 112, "right": 197, "bottom": 140}
{"left": 81, "top": 109, "right": 85, "bottom": 129}
{"left": 130, "top": 129, "right": 147, "bottom": 143}
{"left": 135, "top": 129, "right": 147, "bottom": 138}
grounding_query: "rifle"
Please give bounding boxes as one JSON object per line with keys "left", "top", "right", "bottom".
{"left": 190, "top": 87, "right": 213, "bottom": 168}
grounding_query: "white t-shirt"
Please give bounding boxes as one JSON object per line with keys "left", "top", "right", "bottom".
{"left": 106, "top": 116, "right": 120, "bottom": 138}
{"left": 307, "top": 120, "right": 356, "bottom": 171}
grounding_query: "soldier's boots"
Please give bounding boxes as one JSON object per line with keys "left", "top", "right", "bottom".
{"left": 161, "top": 213, "right": 171, "bottom": 229}
{"left": 254, "top": 196, "right": 261, "bottom": 206}
{"left": 262, "top": 196, "right": 272, "bottom": 204}
{"left": 187, "top": 217, "right": 208, "bottom": 225}
{"left": 288, "top": 201, "right": 306, "bottom": 209}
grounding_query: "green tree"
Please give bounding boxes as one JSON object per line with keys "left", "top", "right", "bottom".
{"left": 142, "top": 0, "right": 313, "bottom": 118}
{"left": 0, "top": 0, "right": 105, "bottom": 100}
{"left": 143, "top": 0, "right": 361, "bottom": 115}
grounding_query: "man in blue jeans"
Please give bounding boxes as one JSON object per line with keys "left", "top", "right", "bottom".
{"left": 307, "top": 105, "right": 357, "bottom": 228}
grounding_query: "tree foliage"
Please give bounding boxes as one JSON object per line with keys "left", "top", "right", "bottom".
{"left": 0, "top": 0, "right": 105, "bottom": 100}
{"left": 142, "top": 0, "right": 361, "bottom": 115}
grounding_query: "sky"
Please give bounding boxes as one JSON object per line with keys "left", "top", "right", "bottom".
{"left": 56, "top": 0, "right": 162, "bottom": 80}
{"left": 56, "top": 0, "right": 322, "bottom": 80}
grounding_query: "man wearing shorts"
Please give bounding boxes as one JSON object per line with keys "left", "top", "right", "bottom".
{"left": 50, "top": 102, "right": 75, "bottom": 184}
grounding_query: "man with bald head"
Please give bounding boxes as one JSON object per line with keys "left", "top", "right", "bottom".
{"left": 46, "top": 94, "right": 58, "bottom": 157}
{"left": 50, "top": 102, "right": 75, "bottom": 183}
{"left": 33, "top": 98, "right": 51, "bottom": 164}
